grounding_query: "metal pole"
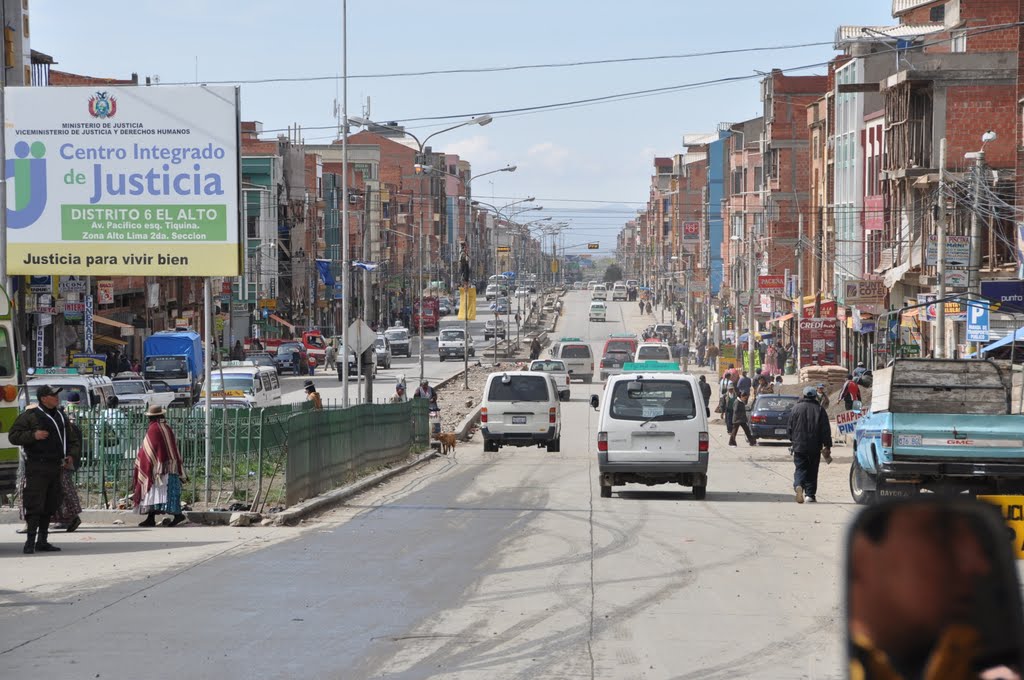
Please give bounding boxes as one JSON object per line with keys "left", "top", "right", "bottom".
{"left": 0, "top": 65, "right": 7, "bottom": 287}
{"left": 340, "top": 0, "right": 350, "bottom": 407}
{"left": 418, "top": 218, "right": 424, "bottom": 384}
{"left": 795, "top": 214, "right": 803, "bottom": 370}
{"left": 968, "top": 149, "right": 985, "bottom": 293}
{"left": 747, "top": 225, "right": 755, "bottom": 374}
{"left": 936, "top": 139, "right": 947, "bottom": 359}
{"left": 203, "top": 278, "right": 212, "bottom": 502}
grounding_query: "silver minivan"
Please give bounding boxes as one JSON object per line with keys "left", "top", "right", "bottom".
{"left": 481, "top": 371, "right": 561, "bottom": 452}
{"left": 552, "top": 339, "right": 594, "bottom": 383}
{"left": 591, "top": 367, "right": 710, "bottom": 499}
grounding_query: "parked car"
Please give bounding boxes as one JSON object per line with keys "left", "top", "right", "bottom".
{"left": 438, "top": 297, "right": 453, "bottom": 316}
{"left": 384, "top": 326, "right": 411, "bottom": 357}
{"left": 245, "top": 351, "right": 277, "bottom": 371}
{"left": 529, "top": 359, "right": 571, "bottom": 401}
{"left": 111, "top": 373, "right": 176, "bottom": 410}
{"left": 484, "top": 319, "right": 507, "bottom": 341}
{"left": 591, "top": 363, "right": 710, "bottom": 499}
{"left": 481, "top": 371, "right": 562, "bottom": 452}
{"left": 749, "top": 395, "right": 800, "bottom": 444}
{"left": 273, "top": 342, "right": 313, "bottom": 375}
{"left": 374, "top": 335, "right": 393, "bottom": 369}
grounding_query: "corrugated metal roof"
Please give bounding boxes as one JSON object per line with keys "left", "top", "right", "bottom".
{"left": 835, "top": 22, "right": 945, "bottom": 47}
{"left": 892, "top": 0, "right": 937, "bottom": 15}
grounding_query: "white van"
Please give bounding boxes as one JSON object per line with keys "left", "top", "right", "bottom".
{"left": 590, "top": 364, "right": 710, "bottom": 499}
{"left": 589, "top": 301, "right": 607, "bottom": 322}
{"left": 201, "top": 362, "right": 282, "bottom": 408}
{"left": 592, "top": 284, "right": 608, "bottom": 301}
{"left": 611, "top": 283, "right": 628, "bottom": 301}
{"left": 634, "top": 342, "right": 673, "bottom": 363}
{"left": 551, "top": 338, "right": 594, "bottom": 383}
{"left": 481, "top": 371, "right": 561, "bottom": 452}
{"left": 26, "top": 372, "right": 115, "bottom": 408}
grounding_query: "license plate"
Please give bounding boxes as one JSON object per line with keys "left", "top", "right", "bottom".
{"left": 512, "top": 416, "right": 527, "bottom": 425}
{"left": 897, "top": 434, "right": 922, "bottom": 447}
{"left": 775, "top": 428, "right": 787, "bottom": 435}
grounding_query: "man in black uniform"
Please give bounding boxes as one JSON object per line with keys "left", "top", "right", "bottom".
{"left": 11, "top": 385, "right": 72, "bottom": 553}
{"left": 786, "top": 385, "right": 833, "bottom": 504}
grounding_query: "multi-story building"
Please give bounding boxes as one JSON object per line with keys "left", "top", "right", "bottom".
{"left": 722, "top": 117, "right": 765, "bottom": 325}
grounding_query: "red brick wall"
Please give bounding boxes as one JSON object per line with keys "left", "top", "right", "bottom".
{"left": 48, "top": 69, "right": 137, "bottom": 86}
{"left": 945, "top": 84, "right": 1017, "bottom": 167}
{"left": 961, "top": 0, "right": 1020, "bottom": 52}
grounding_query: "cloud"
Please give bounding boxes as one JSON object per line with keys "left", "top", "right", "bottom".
{"left": 525, "top": 141, "right": 571, "bottom": 173}
{"left": 443, "top": 135, "right": 503, "bottom": 167}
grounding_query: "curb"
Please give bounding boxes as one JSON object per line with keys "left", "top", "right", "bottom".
{"left": 271, "top": 450, "right": 439, "bottom": 526}
{"left": 456, "top": 405, "right": 482, "bottom": 442}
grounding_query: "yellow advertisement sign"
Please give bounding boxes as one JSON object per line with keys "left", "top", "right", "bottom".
{"left": 457, "top": 286, "right": 477, "bottom": 320}
{"left": 978, "top": 495, "right": 1024, "bottom": 559}
{"left": 718, "top": 344, "right": 736, "bottom": 377}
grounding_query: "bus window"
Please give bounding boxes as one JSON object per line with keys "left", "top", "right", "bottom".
{"left": 0, "top": 328, "right": 14, "bottom": 377}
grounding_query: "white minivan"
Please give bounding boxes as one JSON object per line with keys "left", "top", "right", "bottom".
{"left": 634, "top": 342, "right": 673, "bottom": 363}
{"left": 592, "top": 284, "right": 608, "bottom": 301}
{"left": 589, "top": 301, "right": 607, "bottom": 322}
{"left": 590, "top": 364, "right": 710, "bottom": 499}
{"left": 551, "top": 338, "right": 594, "bottom": 383}
{"left": 611, "top": 283, "right": 628, "bottom": 301}
{"left": 481, "top": 371, "right": 561, "bottom": 452}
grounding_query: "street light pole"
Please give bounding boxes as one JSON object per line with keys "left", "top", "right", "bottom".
{"left": 340, "top": 0, "right": 350, "bottom": 407}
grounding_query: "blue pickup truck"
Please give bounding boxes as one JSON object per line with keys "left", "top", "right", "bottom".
{"left": 851, "top": 358, "right": 1024, "bottom": 504}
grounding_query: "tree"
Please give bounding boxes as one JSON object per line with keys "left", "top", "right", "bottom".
{"left": 603, "top": 263, "right": 624, "bottom": 283}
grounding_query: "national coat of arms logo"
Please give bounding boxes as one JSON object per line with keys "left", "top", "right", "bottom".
{"left": 87, "top": 91, "right": 117, "bottom": 119}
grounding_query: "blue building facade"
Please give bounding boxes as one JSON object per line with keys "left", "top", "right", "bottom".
{"left": 705, "top": 127, "right": 731, "bottom": 296}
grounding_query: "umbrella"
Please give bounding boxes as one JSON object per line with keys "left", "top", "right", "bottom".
{"left": 737, "top": 332, "right": 763, "bottom": 343}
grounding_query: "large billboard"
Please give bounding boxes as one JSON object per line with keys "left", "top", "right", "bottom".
{"left": 5, "top": 85, "right": 240, "bottom": 276}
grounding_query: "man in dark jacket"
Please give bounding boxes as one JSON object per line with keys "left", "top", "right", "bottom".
{"left": 729, "top": 392, "right": 755, "bottom": 446}
{"left": 11, "top": 385, "right": 73, "bottom": 553}
{"left": 787, "top": 386, "right": 833, "bottom": 503}
{"left": 698, "top": 375, "right": 712, "bottom": 418}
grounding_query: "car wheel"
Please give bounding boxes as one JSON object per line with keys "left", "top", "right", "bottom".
{"left": 849, "top": 458, "right": 876, "bottom": 505}
{"left": 693, "top": 485, "right": 708, "bottom": 500}
{"left": 600, "top": 484, "right": 612, "bottom": 498}
{"left": 484, "top": 439, "right": 499, "bottom": 452}
{"left": 439, "top": 356, "right": 445, "bottom": 362}
{"left": 546, "top": 437, "right": 560, "bottom": 453}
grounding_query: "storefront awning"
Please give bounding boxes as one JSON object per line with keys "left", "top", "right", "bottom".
{"left": 769, "top": 313, "right": 794, "bottom": 325}
{"left": 93, "top": 315, "right": 133, "bottom": 329}
{"left": 269, "top": 313, "right": 295, "bottom": 332}
{"left": 94, "top": 334, "right": 127, "bottom": 347}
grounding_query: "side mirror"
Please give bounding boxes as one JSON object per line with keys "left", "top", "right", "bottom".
{"left": 589, "top": 394, "right": 599, "bottom": 410}
{"left": 846, "top": 497, "right": 1024, "bottom": 679}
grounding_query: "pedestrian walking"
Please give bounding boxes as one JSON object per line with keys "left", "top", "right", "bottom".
{"left": 838, "top": 374, "right": 861, "bottom": 411}
{"left": 787, "top": 386, "right": 833, "bottom": 503}
{"left": 816, "top": 384, "right": 830, "bottom": 410}
{"left": 390, "top": 382, "right": 408, "bottom": 403}
{"left": 723, "top": 385, "right": 737, "bottom": 433}
{"left": 51, "top": 392, "right": 84, "bottom": 533}
{"left": 705, "top": 343, "right": 719, "bottom": 369}
{"left": 736, "top": 369, "right": 752, "bottom": 396}
{"left": 530, "top": 337, "right": 542, "bottom": 361}
{"left": 132, "top": 405, "right": 188, "bottom": 528}
{"left": 638, "top": 299, "right": 645, "bottom": 315}
{"left": 325, "top": 344, "right": 338, "bottom": 371}
{"left": 729, "top": 392, "right": 756, "bottom": 446}
{"left": 10, "top": 385, "right": 73, "bottom": 553}
{"left": 414, "top": 380, "right": 436, "bottom": 401}
{"left": 304, "top": 380, "right": 323, "bottom": 410}
{"left": 698, "top": 375, "right": 712, "bottom": 418}
{"left": 764, "top": 344, "right": 779, "bottom": 377}
{"left": 231, "top": 340, "right": 245, "bottom": 361}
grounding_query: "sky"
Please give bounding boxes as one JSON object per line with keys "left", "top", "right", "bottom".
{"left": 33, "top": 1, "right": 895, "bottom": 254}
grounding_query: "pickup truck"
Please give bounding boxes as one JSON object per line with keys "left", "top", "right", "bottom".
{"left": 111, "top": 373, "right": 176, "bottom": 410}
{"left": 851, "top": 358, "right": 1024, "bottom": 504}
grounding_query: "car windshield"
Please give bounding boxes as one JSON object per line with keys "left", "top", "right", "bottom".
{"left": 606, "top": 340, "right": 634, "bottom": 354}
{"left": 112, "top": 381, "right": 146, "bottom": 395}
{"left": 531, "top": 361, "right": 565, "bottom": 372}
{"left": 277, "top": 344, "right": 302, "bottom": 355}
{"left": 249, "top": 355, "right": 275, "bottom": 367}
{"left": 755, "top": 396, "right": 799, "bottom": 412}
{"left": 375, "top": 338, "right": 387, "bottom": 348}
{"left": 610, "top": 379, "right": 697, "bottom": 421}
{"left": 487, "top": 375, "right": 550, "bottom": 402}
{"left": 306, "top": 335, "right": 326, "bottom": 349}
{"left": 385, "top": 330, "right": 408, "bottom": 342}
{"left": 440, "top": 330, "right": 464, "bottom": 341}
{"left": 561, "top": 345, "right": 590, "bottom": 358}
{"left": 209, "top": 374, "right": 256, "bottom": 394}
{"left": 144, "top": 357, "right": 187, "bottom": 379}
{"left": 637, "top": 346, "right": 670, "bottom": 361}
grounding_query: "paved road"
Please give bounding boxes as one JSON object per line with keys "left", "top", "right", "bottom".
{"left": 281, "top": 297, "right": 531, "bottom": 405}
{"left": 0, "top": 291, "right": 856, "bottom": 679}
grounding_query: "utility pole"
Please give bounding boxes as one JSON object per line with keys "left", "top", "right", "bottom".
{"left": 967, "top": 148, "right": 985, "bottom": 293}
{"left": 936, "top": 139, "right": 947, "bottom": 359}
{"left": 747, "top": 225, "right": 756, "bottom": 375}
{"left": 362, "top": 187, "right": 374, "bottom": 403}
{"left": 340, "top": 0, "right": 350, "bottom": 407}
{"left": 795, "top": 214, "right": 803, "bottom": 370}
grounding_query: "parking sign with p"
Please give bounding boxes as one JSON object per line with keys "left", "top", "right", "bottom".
{"left": 967, "top": 301, "right": 990, "bottom": 342}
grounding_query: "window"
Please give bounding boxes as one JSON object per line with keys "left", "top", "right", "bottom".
{"left": 261, "top": 372, "right": 273, "bottom": 391}
{"left": 609, "top": 379, "right": 696, "bottom": 421}
{"left": 487, "top": 375, "right": 550, "bottom": 402}
{"left": 753, "top": 166, "right": 763, "bottom": 190}
{"left": 247, "top": 215, "right": 258, "bottom": 239}
{"left": 269, "top": 372, "right": 280, "bottom": 390}
{"left": 929, "top": 5, "right": 945, "bottom": 21}
{"left": 561, "top": 345, "right": 591, "bottom": 359}
{"left": 0, "top": 328, "right": 13, "bottom": 378}
{"left": 951, "top": 30, "right": 966, "bottom": 53}
{"left": 637, "top": 346, "right": 671, "bottom": 361}
{"left": 731, "top": 170, "right": 742, "bottom": 195}
{"left": 753, "top": 396, "right": 798, "bottom": 412}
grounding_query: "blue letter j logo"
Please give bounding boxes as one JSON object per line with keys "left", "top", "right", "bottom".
{"left": 7, "top": 141, "right": 47, "bottom": 229}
